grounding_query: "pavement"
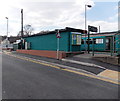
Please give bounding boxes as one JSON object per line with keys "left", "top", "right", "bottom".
{"left": 3, "top": 51, "right": 120, "bottom": 84}
{"left": 64, "top": 53, "right": 120, "bottom": 82}
{"left": 65, "top": 53, "right": 120, "bottom": 71}
{"left": 2, "top": 51, "right": 119, "bottom": 99}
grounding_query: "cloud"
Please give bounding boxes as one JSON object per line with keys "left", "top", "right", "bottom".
{"left": 0, "top": 0, "right": 118, "bottom": 36}
{"left": 88, "top": 20, "right": 118, "bottom": 32}
{"left": 93, "top": 0, "right": 119, "bottom": 2}
{"left": 108, "top": 13, "right": 118, "bottom": 21}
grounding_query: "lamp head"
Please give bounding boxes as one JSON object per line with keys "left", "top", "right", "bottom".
{"left": 87, "top": 5, "right": 92, "bottom": 8}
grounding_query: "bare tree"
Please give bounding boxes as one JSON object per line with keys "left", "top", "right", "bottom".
{"left": 17, "top": 24, "right": 34, "bottom": 37}
{"left": 17, "top": 31, "right": 22, "bottom": 37}
{"left": 24, "top": 24, "right": 34, "bottom": 36}
{"left": 38, "top": 30, "right": 50, "bottom": 35}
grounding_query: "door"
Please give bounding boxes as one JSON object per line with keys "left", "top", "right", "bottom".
{"left": 106, "top": 37, "right": 113, "bottom": 51}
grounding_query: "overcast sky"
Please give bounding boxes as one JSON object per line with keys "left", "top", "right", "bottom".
{"left": 0, "top": 0, "right": 119, "bottom": 36}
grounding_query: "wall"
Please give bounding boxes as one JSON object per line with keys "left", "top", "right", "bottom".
{"left": 24, "top": 32, "right": 70, "bottom": 52}
{"left": 17, "top": 50, "right": 66, "bottom": 59}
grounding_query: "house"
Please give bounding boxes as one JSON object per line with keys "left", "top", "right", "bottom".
{"left": 1, "top": 36, "right": 20, "bottom": 50}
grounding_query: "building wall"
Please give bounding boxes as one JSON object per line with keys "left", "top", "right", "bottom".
{"left": 81, "top": 36, "right": 106, "bottom": 51}
{"left": 24, "top": 32, "right": 70, "bottom": 52}
{"left": 81, "top": 34, "right": 120, "bottom": 52}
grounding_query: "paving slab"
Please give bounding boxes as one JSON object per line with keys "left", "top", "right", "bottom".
{"left": 98, "top": 69, "right": 120, "bottom": 81}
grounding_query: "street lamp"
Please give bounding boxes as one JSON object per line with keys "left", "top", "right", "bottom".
{"left": 85, "top": 4, "right": 92, "bottom": 52}
{"left": 5, "top": 17, "right": 8, "bottom": 48}
{"left": 5, "top": 17, "right": 8, "bottom": 37}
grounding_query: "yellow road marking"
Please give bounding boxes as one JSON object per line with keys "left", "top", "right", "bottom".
{"left": 98, "top": 69, "right": 120, "bottom": 80}
{"left": 5, "top": 53, "right": 120, "bottom": 85}
{"left": 12, "top": 54, "right": 60, "bottom": 69}
{"left": 64, "top": 69, "right": 119, "bottom": 85}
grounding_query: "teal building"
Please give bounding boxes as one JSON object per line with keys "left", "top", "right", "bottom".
{"left": 23, "top": 27, "right": 86, "bottom": 52}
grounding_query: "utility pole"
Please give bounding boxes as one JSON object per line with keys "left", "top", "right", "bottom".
{"left": 21, "top": 9, "right": 23, "bottom": 49}
{"left": 21, "top": 9, "right": 23, "bottom": 38}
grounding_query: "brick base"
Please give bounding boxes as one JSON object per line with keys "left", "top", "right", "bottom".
{"left": 16, "top": 50, "right": 66, "bottom": 59}
{"left": 93, "top": 56, "right": 120, "bottom": 65}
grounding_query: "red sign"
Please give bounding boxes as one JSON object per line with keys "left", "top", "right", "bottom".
{"left": 56, "top": 30, "right": 61, "bottom": 38}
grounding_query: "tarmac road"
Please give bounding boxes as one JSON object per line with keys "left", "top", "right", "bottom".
{"left": 2, "top": 53, "right": 119, "bottom": 99}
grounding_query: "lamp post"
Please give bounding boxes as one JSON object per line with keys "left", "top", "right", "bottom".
{"left": 85, "top": 4, "right": 92, "bottom": 52}
{"left": 5, "top": 17, "right": 8, "bottom": 48}
{"left": 5, "top": 17, "right": 8, "bottom": 37}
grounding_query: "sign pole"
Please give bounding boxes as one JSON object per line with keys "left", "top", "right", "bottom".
{"left": 56, "top": 30, "right": 61, "bottom": 59}
{"left": 88, "top": 25, "right": 98, "bottom": 54}
{"left": 88, "top": 30, "right": 90, "bottom": 54}
{"left": 92, "top": 38, "right": 94, "bottom": 56}
{"left": 88, "top": 26, "right": 90, "bottom": 54}
{"left": 57, "top": 38, "right": 59, "bottom": 59}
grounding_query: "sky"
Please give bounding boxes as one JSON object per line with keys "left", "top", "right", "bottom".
{"left": 0, "top": 0, "right": 119, "bottom": 36}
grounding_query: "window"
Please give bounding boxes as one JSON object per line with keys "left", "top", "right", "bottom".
{"left": 81, "top": 39, "right": 84, "bottom": 44}
{"left": 76, "top": 35, "right": 81, "bottom": 45}
{"left": 72, "top": 34, "right": 81, "bottom": 45}
{"left": 72, "top": 34, "right": 77, "bottom": 40}
{"left": 96, "top": 38, "right": 103, "bottom": 44}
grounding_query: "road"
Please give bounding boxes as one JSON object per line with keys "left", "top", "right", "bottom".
{"left": 2, "top": 53, "right": 119, "bottom": 99}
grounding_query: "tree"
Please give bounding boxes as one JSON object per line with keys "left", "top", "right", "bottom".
{"left": 17, "top": 31, "right": 23, "bottom": 37}
{"left": 17, "top": 24, "right": 34, "bottom": 37}
{"left": 24, "top": 24, "right": 34, "bottom": 36}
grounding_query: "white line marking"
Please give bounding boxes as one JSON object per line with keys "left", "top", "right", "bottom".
{"left": 22, "top": 56, "right": 96, "bottom": 75}
{"left": 62, "top": 59, "right": 106, "bottom": 69}
{"left": 5, "top": 53, "right": 96, "bottom": 75}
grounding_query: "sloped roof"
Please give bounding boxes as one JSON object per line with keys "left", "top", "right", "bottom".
{"left": 23, "top": 27, "right": 87, "bottom": 38}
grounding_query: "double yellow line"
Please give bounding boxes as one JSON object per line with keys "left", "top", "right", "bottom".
{"left": 5, "top": 52, "right": 120, "bottom": 85}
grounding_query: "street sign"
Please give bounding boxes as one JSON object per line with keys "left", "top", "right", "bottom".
{"left": 88, "top": 25, "right": 98, "bottom": 32}
{"left": 56, "top": 30, "right": 61, "bottom": 38}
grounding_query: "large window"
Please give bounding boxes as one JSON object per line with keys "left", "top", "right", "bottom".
{"left": 76, "top": 35, "right": 81, "bottom": 45}
{"left": 72, "top": 34, "right": 81, "bottom": 45}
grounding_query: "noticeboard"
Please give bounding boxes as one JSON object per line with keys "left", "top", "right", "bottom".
{"left": 71, "top": 32, "right": 81, "bottom": 45}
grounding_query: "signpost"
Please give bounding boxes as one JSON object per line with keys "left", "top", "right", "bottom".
{"left": 56, "top": 30, "right": 61, "bottom": 59}
{"left": 88, "top": 25, "right": 98, "bottom": 54}
{"left": 88, "top": 25, "right": 98, "bottom": 32}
